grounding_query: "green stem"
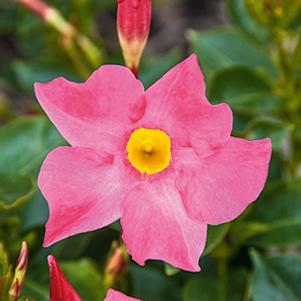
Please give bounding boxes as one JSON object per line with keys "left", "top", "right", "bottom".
{"left": 218, "top": 258, "right": 227, "bottom": 301}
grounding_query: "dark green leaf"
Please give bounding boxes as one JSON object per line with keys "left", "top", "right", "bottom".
{"left": 244, "top": 179, "right": 301, "bottom": 247}
{"left": 61, "top": 259, "right": 105, "bottom": 301}
{"left": 208, "top": 66, "right": 272, "bottom": 107}
{"left": 0, "top": 173, "right": 34, "bottom": 211}
{"left": 22, "top": 278, "right": 49, "bottom": 301}
{"left": 250, "top": 250, "right": 301, "bottom": 301}
{"left": 246, "top": 118, "right": 294, "bottom": 150}
{"left": 204, "top": 224, "right": 230, "bottom": 255}
{"left": 226, "top": 0, "right": 269, "bottom": 41}
{"left": 140, "top": 49, "right": 181, "bottom": 88}
{"left": 0, "top": 116, "right": 65, "bottom": 176}
{"left": 183, "top": 268, "right": 248, "bottom": 301}
{"left": 188, "top": 28, "right": 275, "bottom": 79}
{"left": 130, "top": 264, "right": 181, "bottom": 301}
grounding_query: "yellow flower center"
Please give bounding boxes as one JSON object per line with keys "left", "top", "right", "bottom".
{"left": 126, "top": 128, "right": 171, "bottom": 175}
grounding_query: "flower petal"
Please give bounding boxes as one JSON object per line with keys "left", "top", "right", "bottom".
{"left": 39, "top": 146, "right": 133, "bottom": 246}
{"left": 175, "top": 137, "right": 272, "bottom": 224}
{"left": 34, "top": 65, "right": 145, "bottom": 152}
{"left": 104, "top": 289, "right": 141, "bottom": 301}
{"left": 48, "top": 255, "right": 82, "bottom": 301}
{"left": 140, "top": 54, "right": 232, "bottom": 155}
{"left": 120, "top": 176, "right": 207, "bottom": 272}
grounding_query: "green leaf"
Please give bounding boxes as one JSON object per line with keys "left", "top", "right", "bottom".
{"left": 188, "top": 28, "right": 275, "bottom": 79}
{"left": 0, "top": 173, "right": 34, "bottom": 211}
{"left": 61, "top": 259, "right": 105, "bottom": 301}
{"left": 12, "top": 61, "right": 79, "bottom": 92}
{"left": 246, "top": 118, "right": 294, "bottom": 150}
{"left": 204, "top": 224, "right": 230, "bottom": 255}
{"left": 226, "top": 0, "right": 269, "bottom": 41}
{"left": 22, "top": 278, "right": 49, "bottom": 301}
{"left": 183, "top": 277, "right": 217, "bottom": 301}
{"left": 250, "top": 250, "right": 301, "bottom": 301}
{"left": 243, "top": 179, "right": 301, "bottom": 247}
{"left": 130, "top": 265, "right": 181, "bottom": 301}
{"left": 18, "top": 191, "right": 48, "bottom": 231}
{"left": 0, "top": 116, "right": 65, "bottom": 176}
{"left": 140, "top": 49, "right": 181, "bottom": 88}
{"left": 183, "top": 268, "right": 248, "bottom": 301}
{"left": 208, "top": 66, "right": 272, "bottom": 108}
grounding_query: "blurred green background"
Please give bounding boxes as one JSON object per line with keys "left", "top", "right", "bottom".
{"left": 1, "top": 0, "right": 301, "bottom": 300}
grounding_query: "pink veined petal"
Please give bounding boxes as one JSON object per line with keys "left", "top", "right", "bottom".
{"left": 39, "top": 146, "right": 134, "bottom": 247}
{"left": 140, "top": 54, "right": 233, "bottom": 156}
{"left": 34, "top": 65, "right": 145, "bottom": 152}
{"left": 48, "top": 255, "right": 82, "bottom": 301}
{"left": 104, "top": 289, "right": 141, "bottom": 301}
{"left": 120, "top": 175, "right": 207, "bottom": 272}
{"left": 175, "top": 137, "right": 272, "bottom": 225}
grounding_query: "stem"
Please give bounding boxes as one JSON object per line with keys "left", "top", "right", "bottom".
{"left": 17, "top": 0, "right": 104, "bottom": 75}
{"left": 218, "top": 258, "right": 227, "bottom": 301}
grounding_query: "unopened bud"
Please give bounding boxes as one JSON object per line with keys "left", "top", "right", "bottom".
{"left": 17, "top": 0, "right": 50, "bottom": 20}
{"left": 18, "top": 0, "right": 74, "bottom": 37}
{"left": 48, "top": 255, "right": 82, "bottom": 301}
{"left": 8, "top": 242, "right": 28, "bottom": 301}
{"left": 117, "top": 0, "right": 152, "bottom": 76}
{"left": 104, "top": 242, "right": 129, "bottom": 289}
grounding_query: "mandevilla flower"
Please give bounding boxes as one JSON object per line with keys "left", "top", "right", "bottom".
{"left": 48, "top": 255, "right": 140, "bottom": 301}
{"left": 35, "top": 54, "right": 271, "bottom": 272}
{"left": 117, "top": 0, "right": 151, "bottom": 76}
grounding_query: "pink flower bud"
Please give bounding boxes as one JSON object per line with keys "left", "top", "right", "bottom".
{"left": 17, "top": 0, "right": 50, "bottom": 20}
{"left": 117, "top": 0, "right": 152, "bottom": 76}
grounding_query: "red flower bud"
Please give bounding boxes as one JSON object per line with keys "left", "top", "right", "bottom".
{"left": 48, "top": 256, "right": 82, "bottom": 301}
{"left": 117, "top": 0, "right": 152, "bottom": 76}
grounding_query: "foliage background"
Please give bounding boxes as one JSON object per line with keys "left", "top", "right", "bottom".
{"left": 1, "top": 0, "right": 301, "bottom": 300}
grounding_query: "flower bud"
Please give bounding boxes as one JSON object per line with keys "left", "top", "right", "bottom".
{"left": 8, "top": 242, "right": 28, "bottom": 301}
{"left": 104, "top": 242, "right": 129, "bottom": 289}
{"left": 17, "top": 0, "right": 74, "bottom": 37}
{"left": 48, "top": 255, "right": 82, "bottom": 301}
{"left": 17, "top": 0, "right": 49, "bottom": 20}
{"left": 117, "top": 0, "right": 152, "bottom": 76}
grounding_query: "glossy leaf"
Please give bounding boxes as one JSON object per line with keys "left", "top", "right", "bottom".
{"left": 130, "top": 265, "right": 180, "bottom": 301}
{"left": 188, "top": 28, "right": 275, "bottom": 79}
{"left": 244, "top": 179, "right": 301, "bottom": 247}
{"left": 208, "top": 66, "right": 272, "bottom": 107}
{"left": 227, "top": 0, "right": 269, "bottom": 41}
{"left": 183, "top": 269, "right": 248, "bottom": 301}
{"left": 0, "top": 173, "right": 34, "bottom": 211}
{"left": 246, "top": 118, "right": 294, "bottom": 150}
{"left": 61, "top": 259, "right": 105, "bottom": 301}
{"left": 250, "top": 250, "right": 301, "bottom": 301}
{"left": 204, "top": 224, "right": 230, "bottom": 255}
{"left": 0, "top": 116, "right": 65, "bottom": 176}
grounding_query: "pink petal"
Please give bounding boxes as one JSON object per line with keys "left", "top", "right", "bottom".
{"left": 48, "top": 255, "right": 82, "bottom": 301}
{"left": 175, "top": 137, "right": 272, "bottom": 225}
{"left": 39, "top": 146, "right": 134, "bottom": 246}
{"left": 104, "top": 289, "right": 141, "bottom": 301}
{"left": 140, "top": 54, "right": 232, "bottom": 156}
{"left": 34, "top": 65, "right": 145, "bottom": 152}
{"left": 120, "top": 176, "right": 207, "bottom": 272}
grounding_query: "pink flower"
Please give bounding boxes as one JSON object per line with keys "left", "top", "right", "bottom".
{"left": 35, "top": 54, "right": 271, "bottom": 272}
{"left": 48, "top": 255, "right": 140, "bottom": 301}
{"left": 117, "top": 0, "right": 151, "bottom": 76}
{"left": 105, "top": 289, "right": 141, "bottom": 301}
